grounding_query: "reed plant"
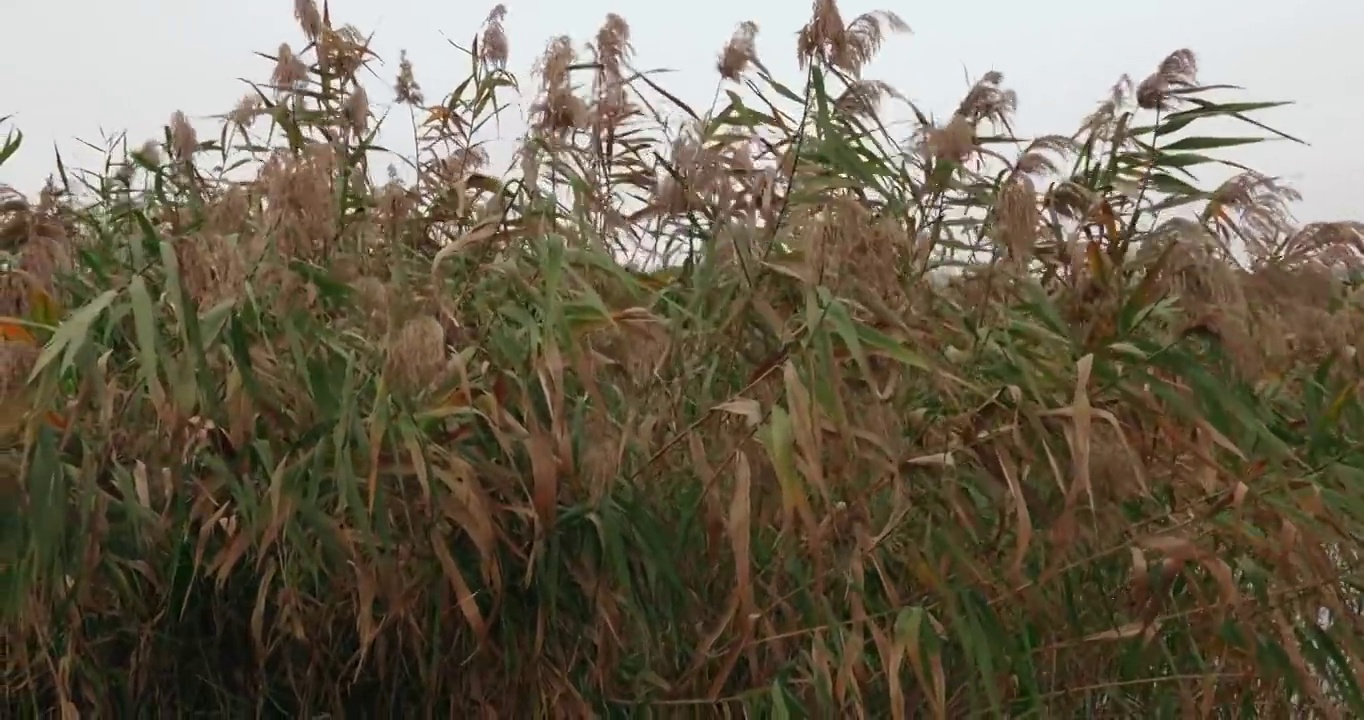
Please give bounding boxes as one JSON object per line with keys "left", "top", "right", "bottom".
{"left": 5, "top": 1, "right": 1364, "bottom": 716}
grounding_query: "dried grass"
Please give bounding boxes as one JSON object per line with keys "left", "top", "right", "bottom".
{"left": 4, "top": 2, "right": 1364, "bottom": 717}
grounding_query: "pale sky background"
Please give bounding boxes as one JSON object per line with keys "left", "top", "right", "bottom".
{"left": 3, "top": 0, "right": 1362, "bottom": 224}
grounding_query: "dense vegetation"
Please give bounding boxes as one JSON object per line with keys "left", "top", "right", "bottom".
{"left": 6, "top": 1, "right": 1364, "bottom": 716}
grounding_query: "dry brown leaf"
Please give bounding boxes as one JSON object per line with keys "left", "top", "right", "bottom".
{"left": 1069, "top": 353, "right": 1095, "bottom": 515}
{"left": 783, "top": 361, "right": 829, "bottom": 504}
{"left": 403, "top": 431, "right": 430, "bottom": 504}
{"left": 1082, "top": 621, "right": 1151, "bottom": 642}
{"left": 131, "top": 460, "right": 151, "bottom": 509}
{"left": 714, "top": 396, "right": 763, "bottom": 427}
{"left": 996, "top": 447, "right": 1033, "bottom": 584}
{"left": 250, "top": 559, "right": 278, "bottom": 659}
{"left": 1275, "top": 609, "right": 1341, "bottom": 720}
{"left": 880, "top": 616, "right": 907, "bottom": 720}
{"left": 526, "top": 432, "right": 559, "bottom": 540}
{"left": 430, "top": 527, "right": 488, "bottom": 642}
{"left": 434, "top": 453, "right": 500, "bottom": 587}
{"left": 1139, "top": 534, "right": 1202, "bottom": 561}
{"left": 1091, "top": 407, "right": 1150, "bottom": 496}
{"left": 354, "top": 562, "right": 379, "bottom": 669}
{"left": 1130, "top": 546, "right": 1150, "bottom": 609}
{"left": 728, "top": 450, "right": 755, "bottom": 616}
{"left": 1202, "top": 556, "right": 1241, "bottom": 609}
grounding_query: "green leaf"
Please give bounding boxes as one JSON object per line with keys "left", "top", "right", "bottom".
{"left": 128, "top": 276, "right": 167, "bottom": 407}
{"left": 0, "top": 127, "right": 21, "bottom": 167}
{"left": 1160, "top": 136, "right": 1265, "bottom": 152}
{"left": 29, "top": 289, "right": 119, "bottom": 382}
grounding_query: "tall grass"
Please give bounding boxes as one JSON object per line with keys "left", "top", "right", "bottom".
{"left": 5, "top": 1, "right": 1364, "bottom": 716}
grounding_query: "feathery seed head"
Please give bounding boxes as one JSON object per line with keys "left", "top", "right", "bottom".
{"left": 517, "top": 140, "right": 541, "bottom": 188}
{"left": 1015, "top": 135, "right": 1076, "bottom": 176}
{"left": 797, "top": 0, "right": 845, "bottom": 70}
{"left": 479, "top": 5, "right": 509, "bottom": 68}
{"left": 0, "top": 341, "right": 39, "bottom": 403}
{"left": 272, "top": 43, "right": 310, "bottom": 93}
{"left": 387, "top": 316, "right": 447, "bottom": 395}
{"left": 342, "top": 85, "right": 370, "bottom": 136}
{"left": 317, "top": 24, "right": 370, "bottom": 78}
{"left": 717, "top": 21, "right": 760, "bottom": 81}
{"left": 18, "top": 233, "right": 72, "bottom": 298}
{"left": 653, "top": 130, "right": 728, "bottom": 216}
{"left": 376, "top": 180, "right": 418, "bottom": 237}
{"left": 293, "top": 0, "right": 323, "bottom": 41}
{"left": 591, "top": 81, "right": 632, "bottom": 132}
{"left": 114, "top": 161, "right": 136, "bottom": 186}
{"left": 536, "top": 35, "right": 575, "bottom": 90}
{"left": 351, "top": 275, "right": 390, "bottom": 335}
{"left": 176, "top": 233, "right": 246, "bottom": 309}
{"left": 588, "top": 15, "right": 635, "bottom": 130}
{"left": 957, "top": 71, "right": 1016, "bottom": 127}
{"left": 1043, "top": 181, "right": 1098, "bottom": 221}
{"left": 839, "top": 9, "right": 909, "bottom": 76}
{"left": 1077, "top": 75, "right": 1134, "bottom": 140}
{"left": 169, "top": 111, "right": 198, "bottom": 164}
{"left": 593, "top": 14, "right": 632, "bottom": 77}
{"left": 1281, "top": 222, "right": 1364, "bottom": 269}
{"left": 394, "top": 50, "right": 424, "bottom": 105}
{"left": 228, "top": 94, "right": 264, "bottom": 130}
{"left": 205, "top": 185, "right": 256, "bottom": 236}
{"left": 798, "top": 1, "right": 907, "bottom": 76}
{"left": 0, "top": 268, "right": 40, "bottom": 318}
{"left": 836, "top": 79, "right": 899, "bottom": 119}
{"left": 431, "top": 146, "right": 490, "bottom": 180}
{"left": 1208, "top": 172, "right": 1300, "bottom": 257}
{"left": 133, "top": 140, "right": 163, "bottom": 168}
{"left": 1137, "top": 48, "right": 1198, "bottom": 110}
{"left": 995, "top": 173, "right": 1040, "bottom": 260}
{"left": 926, "top": 114, "right": 977, "bottom": 164}
{"left": 531, "top": 37, "right": 587, "bottom": 134}
{"left": 258, "top": 144, "right": 338, "bottom": 262}
{"left": 1014, "top": 152, "right": 1054, "bottom": 176}
{"left": 1159, "top": 49, "right": 1198, "bottom": 83}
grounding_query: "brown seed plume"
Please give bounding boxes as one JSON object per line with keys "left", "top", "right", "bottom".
{"left": 480, "top": 5, "right": 509, "bottom": 69}
{"left": 717, "top": 21, "right": 760, "bottom": 81}
{"left": 0, "top": 340, "right": 39, "bottom": 403}
{"left": 272, "top": 43, "right": 309, "bottom": 93}
{"left": 169, "top": 111, "right": 198, "bottom": 164}
{"left": 228, "top": 94, "right": 264, "bottom": 130}
{"left": 926, "top": 114, "right": 977, "bottom": 164}
{"left": 257, "top": 144, "right": 338, "bottom": 263}
{"left": 588, "top": 15, "right": 635, "bottom": 130}
{"left": 835, "top": 79, "right": 899, "bottom": 119}
{"left": 1136, "top": 49, "right": 1198, "bottom": 110}
{"left": 995, "top": 173, "right": 1040, "bottom": 260}
{"left": 1077, "top": 75, "right": 1134, "bottom": 140}
{"left": 1206, "top": 172, "right": 1300, "bottom": 258}
{"left": 956, "top": 71, "right": 1016, "bottom": 128}
{"left": 294, "top": 0, "right": 323, "bottom": 41}
{"left": 0, "top": 268, "right": 41, "bottom": 318}
{"left": 387, "top": 316, "right": 447, "bottom": 396}
{"left": 18, "top": 233, "right": 72, "bottom": 298}
{"left": 394, "top": 50, "right": 424, "bottom": 105}
{"left": 1015, "top": 135, "right": 1076, "bottom": 176}
{"left": 531, "top": 36, "right": 587, "bottom": 134}
{"left": 797, "top": 0, "right": 907, "bottom": 76}
{"left": 343, "top": 85, "right": 370, "bottom": 136}
{"left": 176, "top": 233, "right": 247, "bottom": 309}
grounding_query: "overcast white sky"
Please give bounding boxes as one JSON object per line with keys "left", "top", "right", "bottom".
{"left": 3, "top": 0, "right": 1361, "bottom": 224}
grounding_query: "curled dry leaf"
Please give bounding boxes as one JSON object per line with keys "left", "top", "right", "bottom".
{"left": 715, "top": 396, "right": 763, "bottom": 427}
